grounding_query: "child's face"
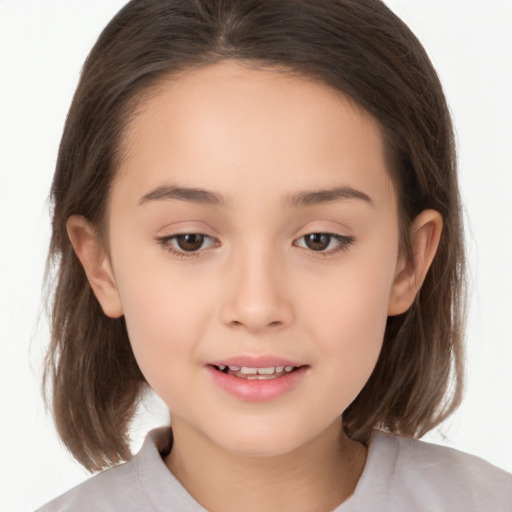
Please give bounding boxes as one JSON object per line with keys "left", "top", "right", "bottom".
{"left": 94, "top": 60, "right": 408, "bottom": 456}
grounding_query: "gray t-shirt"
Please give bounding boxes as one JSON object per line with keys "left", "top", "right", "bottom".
{"left": 36, "top": 427, "right": 512, "bottom": 511}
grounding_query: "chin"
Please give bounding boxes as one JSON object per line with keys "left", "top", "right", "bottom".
{"left": 221, "top": 434, "right": 304, "bottom": 458}
{"left": 205, "top": 417, "right": 334, "bottom": 459}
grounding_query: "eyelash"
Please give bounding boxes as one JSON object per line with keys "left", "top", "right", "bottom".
{"left": 156, "top": 232, "right": 355, "bottom": 260}
{"left": 156, "top": 233, "right": 217, "bottom": 260}
{"left": 294, "top": 233, "right": 355, "bottom": 256}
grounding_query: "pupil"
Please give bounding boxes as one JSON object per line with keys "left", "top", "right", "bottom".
{"left": 306, "top": 234, "right": 330, "bottom": 251}
{"left": 177, "top": 234, "right": 204, "bottom": 251}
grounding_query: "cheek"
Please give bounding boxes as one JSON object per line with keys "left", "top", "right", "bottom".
{"left": 303, "top": 249, "right": 397, "bottom": 392}
{"left": 321, "top": 280, "right": 388, "bottom": 368}
{"left": 113, "top": 262, "right": 210, "bottom": 389}
{"left": 309, "top": 250, "right": 395, "bottom": 337}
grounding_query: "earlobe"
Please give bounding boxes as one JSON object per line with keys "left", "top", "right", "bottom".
{"left": 388, "top": 210, "right": 443, "bottom": 316}
{"left": 66, "top": 215, "right": 123, "bottom": 318}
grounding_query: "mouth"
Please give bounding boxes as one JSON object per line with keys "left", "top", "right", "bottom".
{"left": 207, "top": 359, "right": 308, "bottom": 401}
{"left": 212, "top": 364, "right": 302, "bottom": 380}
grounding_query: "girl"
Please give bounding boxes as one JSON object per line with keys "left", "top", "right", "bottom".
{"left": 36, "top": 0, "right": 511, "bottom": 510}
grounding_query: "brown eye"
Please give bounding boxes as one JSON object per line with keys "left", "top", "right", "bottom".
{"left": 295, "top": 232, "right": 355, "bottom": 255}
{"left": 304, "top": 233, "right": 331, "bottom": 251}
{"left": 175, "top": 234, "right": 205, "bottom": 252}
{"left": 157, "top": 232, "right": 218, "bottom": 259}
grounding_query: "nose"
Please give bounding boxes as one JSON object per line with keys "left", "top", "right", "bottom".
{"left": 220, "top": 246, "right": 294, "bottom": 333}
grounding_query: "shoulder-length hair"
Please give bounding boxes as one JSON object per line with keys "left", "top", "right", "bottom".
{"left": 44, "top": 0, "right": 466, "bottom": 471}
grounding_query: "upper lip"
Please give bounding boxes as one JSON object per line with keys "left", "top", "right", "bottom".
{"left": 208, "top": 355, "right": 304, "bottom": 368}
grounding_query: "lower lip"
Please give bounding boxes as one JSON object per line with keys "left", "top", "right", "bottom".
{"left": 206, "top": 366, "right": 308, "bottom": 402}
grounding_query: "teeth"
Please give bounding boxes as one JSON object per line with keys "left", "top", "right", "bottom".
{"left": 218, "top": 365, "right": 297, "bottom": 376}
{"left": 257, "top": 367, "right": 275, "bottom": 375}
{"left": 240, "top": 367, "right": 258, "bottom": 375}
{"left": 240, "top": 366, "right": 294, "bottom": 375}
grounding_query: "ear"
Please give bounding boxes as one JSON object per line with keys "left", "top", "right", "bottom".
{"left": 388, "top": 210, "right": 443, "bottom": 316}
{"left": 66, "top": 215, "right": 123, "bottom": 318}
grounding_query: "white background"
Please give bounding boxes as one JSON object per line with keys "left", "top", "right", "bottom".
{"left": 0, "top": 1, "right": 511, "bottom": 510}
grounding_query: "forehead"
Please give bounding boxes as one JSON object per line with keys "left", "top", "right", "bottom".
{"left": 116, "top": 59, "right": 395, "bottom": 210}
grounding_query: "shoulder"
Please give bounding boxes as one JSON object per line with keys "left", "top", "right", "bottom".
{"left": 35, "top": 427, "right": 201, "bottom": 512}
{"left": 34, "top": 458, "right": 151, "bottom": 512}
{"left": 35, "top": 463, "right": 147, "bottom": 511}
{"left": 370, "top": 433, "right": 512, "bottom": 511}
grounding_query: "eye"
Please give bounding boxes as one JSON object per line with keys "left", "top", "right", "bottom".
{"left": 156, "top": 233, "right": 218, "bottom": 258}
{"left": 295, "top": 233, "right": 354, "bottom": 255}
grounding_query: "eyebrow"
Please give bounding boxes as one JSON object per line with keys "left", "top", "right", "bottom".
{"left": 139, "top": 184, "right": 373, "bottom": 208}
{"left": 284, "top": 186, "right": 374, "bottom": 208}
{"left": 139, "top": 185, "right": 227, "bottom": 206}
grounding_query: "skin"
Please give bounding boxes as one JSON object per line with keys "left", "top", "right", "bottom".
{"left": 68, "top": 60, "right": 442, "bottom": 512}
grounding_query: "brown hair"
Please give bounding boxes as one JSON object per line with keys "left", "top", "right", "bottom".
{"left": 44, "top": 0, "right": 466, "bottom": 471}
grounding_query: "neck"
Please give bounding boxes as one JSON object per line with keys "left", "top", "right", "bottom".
{"left": 165, "top": 416, "right": 367, "bottom": 512}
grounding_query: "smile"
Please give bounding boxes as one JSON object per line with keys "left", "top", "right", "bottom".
{"left": 214, "top": 365, "right": 300, "bottom": 379}
{"left": 207, "top": 359, "right": 307, "bottom": 401}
